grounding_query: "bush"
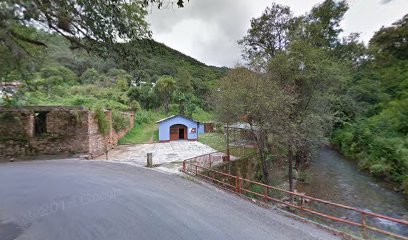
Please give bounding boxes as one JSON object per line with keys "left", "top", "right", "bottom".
{"left": 67, "top": 95, "right": 98, "bottom": 107}
{"left": 80, "top": 68, "right": 102, "bottom": 84}
{"left": 402, "top": 178, "right": 408, "bottom": 195}
{"left": 297, "top": 170, "right": 313, "bottom": 184}
{"left": 112, "top": 111, "right": 130, "bottom": 132}
{"left": 129, "top": 100, "right": 141, "bottom": 112}
{"left": 369, "top": 163, "right": 386, "bottom": 177}
{"left": 95, "top": 107, "right": 109, "bottom": 135}
{"left": 40, "top": 65, "right": 78, "bottom": 84}
{"left": 135, "top": 110, "right": 155, "bottom": 125}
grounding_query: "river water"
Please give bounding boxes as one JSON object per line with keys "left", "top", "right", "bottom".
{"left": 217, "top": 146, "right": 408, "bottom": 238}
{"left": 296, "top": 147, "right": 407, "bottom": 220}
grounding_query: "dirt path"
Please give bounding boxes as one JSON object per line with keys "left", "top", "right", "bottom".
{"left": 147, "top": 134, "right": 154, "bottom": 144}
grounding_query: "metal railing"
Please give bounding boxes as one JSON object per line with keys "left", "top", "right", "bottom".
{"left": 182, "top": 145, "right": 254, "bottom": 170}
{"left": 182, "top": 150, "right": 408, "bottom": 240}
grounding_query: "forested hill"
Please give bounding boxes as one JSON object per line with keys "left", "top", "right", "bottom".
{"left": 1, "top": 26, "right": 227, "bottom": 114}
{"left": 119, "top": 39, "right": 228, "bottom": 84}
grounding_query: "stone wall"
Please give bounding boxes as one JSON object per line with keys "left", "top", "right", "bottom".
{"left": 0, "top": 106, "right": 134, "bottom": 160}
{"left": 88, "top": 111, "right": 135, "bottom": 158}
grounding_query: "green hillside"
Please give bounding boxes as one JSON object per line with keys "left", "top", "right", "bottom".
{"left": 1, "top": 26, "right": 227, "bottom": 115}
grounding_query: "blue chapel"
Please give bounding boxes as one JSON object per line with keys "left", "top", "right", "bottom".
{"left": 156, "top": 115, "right": 205, "bottom": 142}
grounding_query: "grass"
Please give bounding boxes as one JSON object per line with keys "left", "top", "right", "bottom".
{"left": 119, "top": 122, "right": 158, "bottom": 144}
{"left": 198, "top": 132, "right": 258, "bottom": 157}
{"left": 119, "top": 108, "right": 215, "bottom": 145}
{"left": 119, "top": 110, "right": 165, "bottom": 144}
{"left": 198, "top": 132, "right": 226, "bottom": 151}
{"left": 192, "top": 108, "right": 214, "bottom": 122}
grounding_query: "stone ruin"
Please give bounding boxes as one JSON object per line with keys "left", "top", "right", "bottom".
{"left": 0, "top": 106, "right": 134, "bottom": 161}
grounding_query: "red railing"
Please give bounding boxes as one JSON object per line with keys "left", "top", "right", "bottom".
{"left": 182, "top": 151, "right": 408, "bottom": 240}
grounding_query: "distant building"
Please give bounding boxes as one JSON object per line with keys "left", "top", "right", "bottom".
{"left": 0, "top": 81, "right": 22, "bottom": 99}
{"left": 156, "top": 115, "right": 204, "bottom": 142}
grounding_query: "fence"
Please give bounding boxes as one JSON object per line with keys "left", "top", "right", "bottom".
{"left": 182, "top": 145, "right": 255, "bottom": 170}
{"left": 182, "top": 149, "right": 408, "bottom": 240}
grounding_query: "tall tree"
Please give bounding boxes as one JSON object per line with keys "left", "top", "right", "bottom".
{"left": 156, "top": 75, "right": 175, "bottom": 114}
{"left": 238, "top": 3, "right": 292, "bottom": 69}
{"left": 370, "top": 14, "right": 408, "bottom": 61}
{"left": 267, "top": 40, "right": 349, "bottom": 192}
{"left": 214, "top": 67, "right": 295, "bottom": 183}
{"left": 300, "top": 0, "right": 348, "bottom": 49}
{"left": 174, "top": 68, "right": 193, "bottom": 115}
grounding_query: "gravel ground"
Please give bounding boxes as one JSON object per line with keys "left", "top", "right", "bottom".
{"left": 0, "top": 160, "right": 341, "bottom": 240}
{"left": 95, "top": 141, "right": 218, "bottom": 173}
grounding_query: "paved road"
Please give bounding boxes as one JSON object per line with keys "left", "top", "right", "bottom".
{"left": 0, "top": 160, "right": 340, "bottom": 240}
{"left": 95, "top": 141, "right": 216, "bottom": 165}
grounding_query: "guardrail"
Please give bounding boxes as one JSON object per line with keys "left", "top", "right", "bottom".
{"left": 182, "top": 150, "right": 408, "bottom": 240}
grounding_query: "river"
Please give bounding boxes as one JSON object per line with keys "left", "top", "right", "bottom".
{"left": 216, "top": 146, "right": 408, "bottom": 238}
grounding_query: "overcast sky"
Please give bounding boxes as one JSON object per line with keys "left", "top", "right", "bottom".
{"left": 147, "top": 0, "right": 408, "bottom": 67}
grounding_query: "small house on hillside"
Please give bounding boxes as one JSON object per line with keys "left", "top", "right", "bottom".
{"left": 157, "top": 115, "right": 204, "bottom": 142}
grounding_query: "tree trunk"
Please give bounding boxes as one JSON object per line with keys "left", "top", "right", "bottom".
{"left": 164, "top": 94, "right": 169, "bottom": 114}
{"left": 258, "top": 131, "right": 269, "bottom": 183}
{"left": 295, "top": 152, "right": 300, "bottom": 170}
{"left": 249, "top": 125, "right": 269, "bottom": 184}
{"left": 288, "top": 147, "right": 294, "bottom": 203}
{"left": 260, "top": 150, "right": 268, "bottom": 184}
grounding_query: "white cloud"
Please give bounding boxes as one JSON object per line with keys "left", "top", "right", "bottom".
{"left": 147, "top": 0, "right": 408, "bottom": 67}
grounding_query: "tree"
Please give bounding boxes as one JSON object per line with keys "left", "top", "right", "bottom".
{"left": 267, "top": 40, "right": 349, "bottom": 193}
{"left": 80, "top": 68, "right": 102, "bottom": 84}
{"left": 175, "top": 68, "right": 193, "bottom": 93}
{"left": 238, "top": 0, "right": 350, "bottom": 68}
{"left": 214, "top": 67, "right": 295, "bottom": 184}
{"left": 370, "top": 14, "right": 408, "bottom": 60}
{"left": 139, "top": 84, "right": 159, "bottom": 109}
{"left": 156, "top": 75, "right": 175, "bottom": 114}
{"left": 300, "top": 0, "right": 349, "bottom": 49}
{"left": 238, "top": 3, "right": 292, "bottom": 69}
{"left": 127, "top": 87, "right": 141, "bottom": 102}
{"left": 174, "top": 68, "right": 193, "bottom": 115}
{"left": 332, "top": 15, "right": 408, "bottom": 193}
{"left": 0, "top": 0, "right": 153, "bottom": 51}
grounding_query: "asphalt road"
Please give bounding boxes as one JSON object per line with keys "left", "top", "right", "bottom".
{"left": 0, "top": 160, "right": 340, "bottom": 240}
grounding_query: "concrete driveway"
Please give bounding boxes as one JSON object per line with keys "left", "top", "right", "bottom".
{"left": 0, "top": 160, "right": 340, "bottom": 240}
{"left": 96, "top": 141, "right": 217, "bottom": 173}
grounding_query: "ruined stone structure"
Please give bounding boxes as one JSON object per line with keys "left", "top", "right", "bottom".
{"left": 0, "top": 106, "right": 134, "bottom": 160}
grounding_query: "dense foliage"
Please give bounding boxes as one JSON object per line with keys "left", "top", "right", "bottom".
{"left": 0, "top": 26, "right": 225, "bottom": 111}
{"left": 0, "top": 22, "right": 225, "bottom": 138}
{"left": 332, "top": 15, "right": 408, "bottom": 193}
{"left": 229, "top": 1, "right": 408, "bottom": 196}
{"left": 218, "top": 0, "right": 352, "bottom": 189}
{"left": 2, "top": 0, "right": 407, "bottom": 196}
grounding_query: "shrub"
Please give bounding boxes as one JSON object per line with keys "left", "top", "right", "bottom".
{"left": 135, "top": 110, "right": 154, "bottom": 125}
{"left": 369, "top": 163, "right": 386, "bottom": 177}
{"left": 95, "top": 107, "right": 109, "bottom": 135}
{"left": 297, "top": 170, "right": 313, "bottom": 184}
{"left": 67, "top": 95, "right": 98, "bottom": 107}
{"left": 129, "top": 100, "right": 141, "bottom": 112}
{"left": 80, "top": 68, "right": 102, "bottom": 84}
{"left": 402, "top": 178, "right": 408, "bottom": 196}
{"left": 112, "top": 111, "right": 130, "bottom": 132}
